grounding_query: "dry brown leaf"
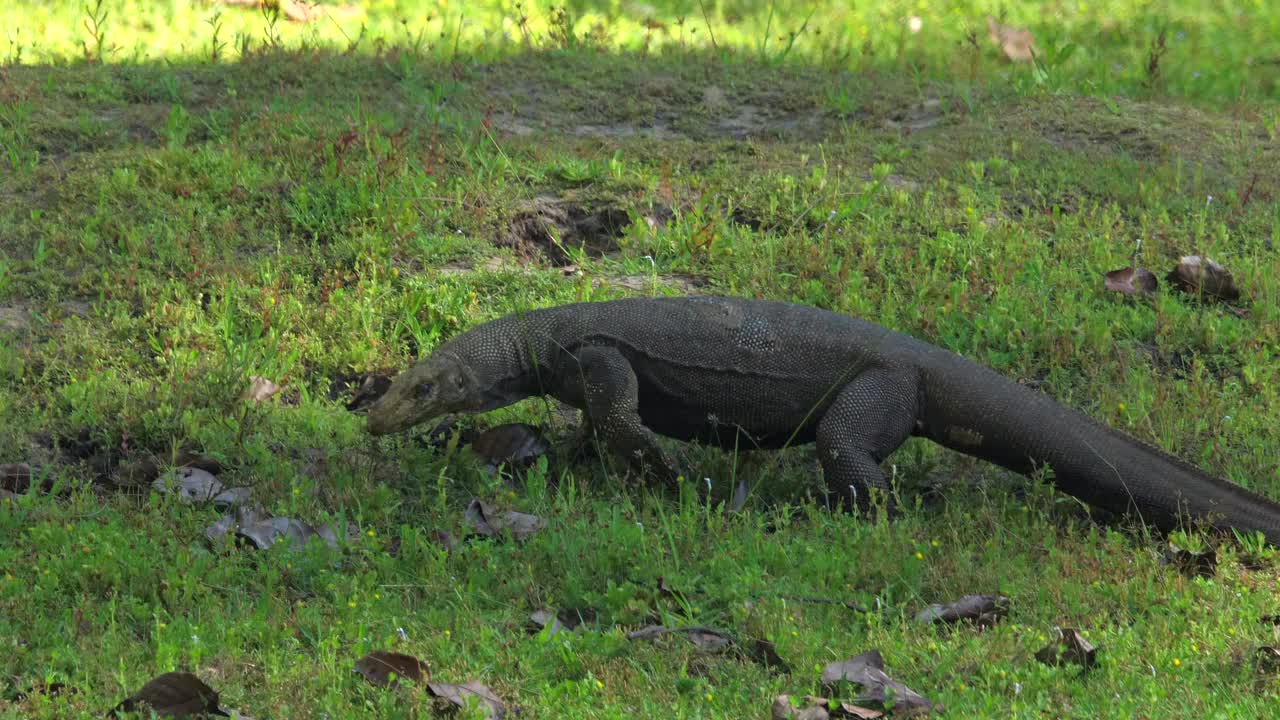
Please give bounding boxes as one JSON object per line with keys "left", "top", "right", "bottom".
{"left": 914, "top": 594, "right": 1009, "bottom": 626}
{"left": 1104, "top": 266, "right": 1158, "bottom": 297}
{"left": 245, "top": 376, "right": 282, "bottom": 403}
{"left": 470, "top": 423, "right": 550, "bottom": 470}
{"left": 821, "top": 650, "right": 935, "bottom": 715}
{"left": 426, "top": 680, "right": 505, "bottom": 719}
{"left": 1167, "top": 255, "right": 1241, "bottom": 302}
{"left": 109, "top": 672, "right": 228, "bottom": 717}
{"left": 463, "top": 499, "right": 545, "bottom": 541}
{"left": 986, "top": 16, "right": 1037, "bottom": 62}
{"left": 353, "top": 651, "right": 430, "bottom": 687}
{"left": 1034, "top": 627, "right": 1098, "bottom": 668}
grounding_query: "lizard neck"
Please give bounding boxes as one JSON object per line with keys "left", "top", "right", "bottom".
{"left": 449, "top": 309, "right": 564, "bottom": 412}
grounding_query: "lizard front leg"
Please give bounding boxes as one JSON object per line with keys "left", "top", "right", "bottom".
{"left": 815, "top": 368, "right": 920, "bottom": 515}
{"left": 556, "top": 346, "right": 681, "bottom": 484}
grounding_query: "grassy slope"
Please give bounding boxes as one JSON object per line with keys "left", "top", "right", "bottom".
{"left": 3, "top": 2, "right": 1280, "bottom": 719}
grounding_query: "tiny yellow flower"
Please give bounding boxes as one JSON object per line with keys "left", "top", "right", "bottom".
{"left": 931, "top": 539, "right": 940, "bottom": 547}
{"left": 158, "top": 622, "right": 167, "bottom": 629}
{"left": 1118, "top": 402, "right": 1126, "bottom": 412}
{"left": 444, "top": 629, "right": 451, "bottom": 637}
{"left": 1191, "top": 644, "right": 1198, "bottom": 653}
{"left": 915, "top": 551, "right": 924, "bottom": 560}
{"left": 594, "top": 679, "right": 603, "bottom": 689}
{"left": 999, "top": 670, "right": 1006, "bottom": 678}
{"left": 366, "top": 529, "right": 376, "bottom": 538}
{"left": 1173, "top": 658, "right": 1181, "bottom": 667}
{"left": 348, "top": 601, "right": 356, "bottom": 609}
{"left": 392, "top": 267, "right": 400, "bottom": 277}
{"left": 374, "top": 593, "right": 381, "bottom": 600}
{"left": 704, "top": 693, "right": 714, "bottom": 702}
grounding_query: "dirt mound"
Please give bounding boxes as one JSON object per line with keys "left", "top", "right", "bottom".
{"left": 499, "top": 196, "right": 633, "bottom": 266}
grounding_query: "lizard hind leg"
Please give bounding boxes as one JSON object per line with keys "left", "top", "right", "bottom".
{"left": 815, "top": 368, "right": 921, "bottom": 516}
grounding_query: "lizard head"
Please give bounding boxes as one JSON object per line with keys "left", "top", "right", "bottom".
{"left": 366, "top": 352, "right": 479, "bottom": 435}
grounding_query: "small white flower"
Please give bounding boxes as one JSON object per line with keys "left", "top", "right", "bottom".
{"left": 907, "top": 16, "right": 923, "bottom": 33}
{"left": 397, "top": 627, "right": 408, "bottom": 641}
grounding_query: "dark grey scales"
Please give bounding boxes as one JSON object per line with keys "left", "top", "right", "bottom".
{"left": 366, "top": 295, "right": 1280, "bottom": 544}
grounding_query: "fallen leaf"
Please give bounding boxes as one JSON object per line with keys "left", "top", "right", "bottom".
{"left": 914, "top": 594, "right": 1009, "bottom": 627}
{"left": 354, "top": 651, "right": 430, "bottom": 687}
{"left": 470, "top": 423, "right": 550, "bottom": 470}
{"left": 986, "top": 16, "right": 1037, "bottom": 62}
{"left": 464, "top": 499, "right": 545, "bottom": 541}
{"left": 206, "top": 505, "right": 354, "bottom": 551}
{"left": 109, "top": 672, "right": 228, "bottom": 717}
{"left": 153, "top": 466, "right": 250, "bottom": 509}
{"left": 1104, "top": 266, "right": 1158, "bottom": 297}
{"left": 1034, "top": 627, "right": 1098, "bottom": 668}
{"left": 1167, "top": 255, "right": 1241, "bottom": 302}
{"left": 426, "top": 680, "right": 505, "bottom": 719}
{"left": 749, "top": 637, "right": 791, "bottom": 672}
{"left": 244, "top": 376, "right": 282, "bottom": 403}
{"left": 839, "top": 703, "right": 886, "bottom": 719}
{"left": 684, "top": 627, "right": 734, "bottom": 653}
{"left": 1162, "top": 540, "right": 1217, "bottom": 578}
{"left": 772, "top": 695, "right": 831, "bottom": 720}
{"left": 0, "top": 462, "right": 32, "bottom": 493}
{"left": 821, "top": 650, "right": 935, "bottom": 715}
{"left": 528, "top": 609, "right": 569, "bottom": 638}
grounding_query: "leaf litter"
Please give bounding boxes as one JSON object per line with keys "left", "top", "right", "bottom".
{"left": 1103, "top": 266, "right": 1158, "bottom": 297}
{"left": 820, "top": 650, "right": 936, "bottom": 716}
{"left": 352, "top": 650, "right": 505, "bottom": 718}
{"left": 1034, "top": 627, "right": 1099, "bottom": 668}
{"left": 206, "top": 505, "right": 357, "bottom": 552}
{"left": 463, "top": 498, "right": 545, "bottom": 541}
{"left": 353, "top": 651, "right": 430, "bottom": 687}
{"left": 1167, "top": 255, "right": 1241, "bottom": 303}
{"left": 153, "top": 466, "right": 250, "bottom": 510}
{"left": 914, "top": 594, "right": 1009, "bottom": 627}
{"left": 108, "top": 671, "right": 231, "bottom": 718}
{"left": 469, "top": 423, "right": 551, "bottom": 472}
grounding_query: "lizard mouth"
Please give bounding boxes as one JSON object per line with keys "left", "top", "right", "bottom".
{"left": 366, "top": 396, "right": 420, "bottom": 435}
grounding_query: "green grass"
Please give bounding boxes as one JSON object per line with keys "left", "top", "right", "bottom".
{"left": 3, "top": 1, "right": 1280, "bottom": 718}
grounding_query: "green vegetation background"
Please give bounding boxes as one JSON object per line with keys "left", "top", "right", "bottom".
{"left": 2, "top": 0, "right": 1280, "bottom": 718}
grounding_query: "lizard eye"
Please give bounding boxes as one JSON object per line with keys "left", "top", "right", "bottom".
{"left": 414, "top": 382, "right": 434, "bottom": 399}
{"left": 453, "top": 374, "right": 465, "bottom": 389}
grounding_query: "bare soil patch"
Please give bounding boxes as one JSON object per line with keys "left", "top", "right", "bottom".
{"left": 498, "top": 196, "right": 633, "bottom": 266}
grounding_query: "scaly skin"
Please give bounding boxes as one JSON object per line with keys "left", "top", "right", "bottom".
{"left": 367, "top": 296, "right": 1280, "bottom": 543}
